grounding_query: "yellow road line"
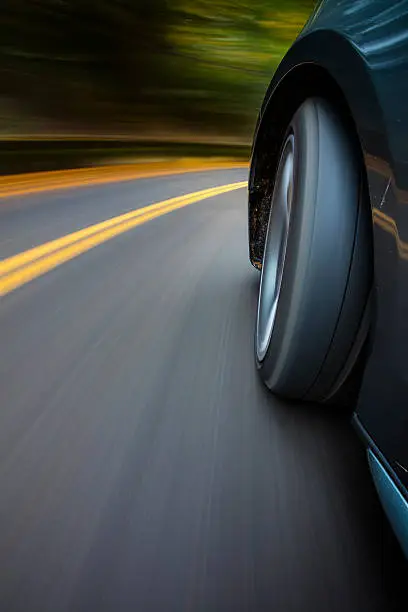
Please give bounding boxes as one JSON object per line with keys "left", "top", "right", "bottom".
{"left": 0, "top": 159, "right": 248, "bottom": 199}
{"left": 0, "top": 181, "right": 247, "bottom": 297}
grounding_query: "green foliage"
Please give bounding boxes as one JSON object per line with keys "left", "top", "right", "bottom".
{"left": 0, "top": 0, "right": 315, "bottom": 139}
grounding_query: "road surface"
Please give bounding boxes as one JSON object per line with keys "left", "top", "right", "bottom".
{"left": 0, "top": 169, "right": 406, "bottom": 611}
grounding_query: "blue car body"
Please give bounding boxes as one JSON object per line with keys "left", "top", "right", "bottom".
{"left": 248, "top": 0, "right": 408, "bottom": 556}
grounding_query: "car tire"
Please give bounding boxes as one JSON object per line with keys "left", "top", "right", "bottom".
{"left": 255, "top": 97, "right": 372, "bottom": 402}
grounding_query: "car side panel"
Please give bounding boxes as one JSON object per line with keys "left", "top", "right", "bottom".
{"left": 254, "top": 0, "right": 408, "bottom": 490}
{"left": 310, "top": 0, "right": 408, "bottom": 496}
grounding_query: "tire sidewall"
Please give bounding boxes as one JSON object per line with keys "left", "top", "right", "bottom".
{"left": 256, "top": 98, "right": 362, "bottom": 399}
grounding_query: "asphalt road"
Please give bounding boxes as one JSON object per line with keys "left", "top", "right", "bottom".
{"left": 0, "top": 169, "right": 406, "bottom": 612}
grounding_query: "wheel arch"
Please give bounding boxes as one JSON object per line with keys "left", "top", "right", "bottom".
{"left": 249, "top": 29, "right": 387, "bottom": 269}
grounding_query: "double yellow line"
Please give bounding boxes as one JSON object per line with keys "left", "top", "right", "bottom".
{"left": 0, "top": 181, "right": 246, "bottom": 297}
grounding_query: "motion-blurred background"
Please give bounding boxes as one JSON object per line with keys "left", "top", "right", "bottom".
{"left": 1, "top": 0, "right": 314, "bottom": 173}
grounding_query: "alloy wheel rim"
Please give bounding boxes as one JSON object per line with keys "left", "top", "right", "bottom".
{"left": 256, "top": 133, "right": 294, "bottom": 361}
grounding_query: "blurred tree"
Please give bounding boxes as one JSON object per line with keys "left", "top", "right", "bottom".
{"left": 0, "top": 0, "right": 315, "bottom": 139}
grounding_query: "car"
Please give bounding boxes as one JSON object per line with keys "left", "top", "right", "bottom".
{"left": 248, "top": 0, "right": 408, "bottom": 558}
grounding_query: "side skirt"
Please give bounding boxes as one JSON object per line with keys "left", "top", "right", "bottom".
{"left": 353, "top": 414, "right": 408, "bottom": 558}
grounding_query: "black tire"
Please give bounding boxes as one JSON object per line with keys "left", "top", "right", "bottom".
{"left": 255, "top": 98, "right": 372, "bottom": 403}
